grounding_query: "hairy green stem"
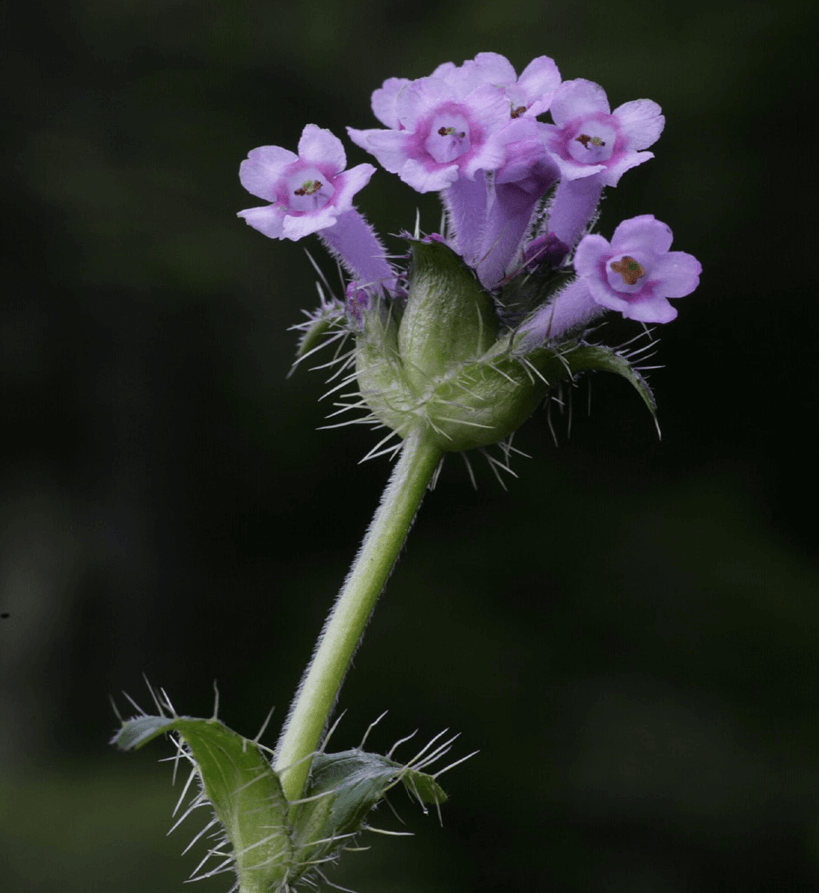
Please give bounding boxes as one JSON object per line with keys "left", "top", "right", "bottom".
{"left": 274, "top": 427, "right": 443, "bottom": 801}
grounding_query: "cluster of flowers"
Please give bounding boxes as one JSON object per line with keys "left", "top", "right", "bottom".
{"left": 238, "top": 52, "right": 700, "bottom": 338}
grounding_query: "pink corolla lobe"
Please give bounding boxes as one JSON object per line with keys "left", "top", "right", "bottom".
{"left": 238, "top": 124, "right": 376, "bottom": 241}
{"left": 543, "top": 79, "right": 664, "bottom": 186}
{"left": 574, "top": 215, "right": 701, "bottom": 323}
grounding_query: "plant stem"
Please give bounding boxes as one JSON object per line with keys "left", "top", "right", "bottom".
{"left": 274, "top": 427, "right": 443, "bottom": 801}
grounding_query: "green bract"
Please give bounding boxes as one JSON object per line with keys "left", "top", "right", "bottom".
{"left": 354, "top": 239, "right": 656, "bottom": 452}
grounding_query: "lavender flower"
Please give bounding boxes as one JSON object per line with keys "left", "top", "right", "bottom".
{"left": 239, "top": 124, "right": 395, "bottom": 291}
{"left": 543, "top": 80, "right": 664, "bottom": 252}
{"left": 347, "top": 76, "right": 510, "bottom": 193}
{"left": 350, "top": 54, "right": 563, "bottom": 283}
{"left": 432, "top": 52, "right": 561, "bottom": 119}
{"left": 574, "top": 215, "right": 701, "bottom": 323}
{"left": 543, "top": 79, "right": 664, "bottom": 186}
{"left": 238, "top": 124, "right": 375, "bottom": 240}
{"left": 350, "top": 52, "right": 558, "bottom": 192}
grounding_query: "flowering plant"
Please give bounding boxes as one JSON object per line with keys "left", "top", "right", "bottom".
{"left": 113, "top": 52, "right": 700, "bottom": 893}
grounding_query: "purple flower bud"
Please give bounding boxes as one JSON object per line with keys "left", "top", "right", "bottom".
{"left": 345, "top": 282, "right": 372, "bottom": 328}
{"left": 522, "top": 233, "right": 570, "bottom": 272}
{"left": 574, "top": 215, "right": 701, "bottom": 322}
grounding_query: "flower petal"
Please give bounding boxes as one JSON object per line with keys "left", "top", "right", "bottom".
{"left": 459, "top": 52, "right": 517, "bottom": 91}
{"left": 622, "top": 295, "right": 677, "bottom": 323}
{"left": 239, "top": 146, "right": 298, "bottom": 200}
{"left": 550, "top": 79, "right": 610, "bottom": 125}
{"left": 371, "top": 78, "right": 411, "bottom": 128}
{"left": 601, "top": 150, "right": 654, "bottom": 187}
{"left": 651, "top": 251, "right": 702, "bottom": 297}
{"left": 401, "top": 157, "right": 459, "bottom": 192}
{"left": 611, "top": 215, "right": 673, "bottom": 255}
{"left": 281, "top": 207, "right": 340, "bottom": 240}
{"left": 331, "top": 163, "right": 377, "bottom": 212}
{"left": 613, "top": 99, "right": 665, "bottom": 150}
{"left": 347, "top": 128, "right": 410, "bottom": 176}
{"left": 297, "top": 124, "right": 346, "bottom": 173}
{"left": 573, "top": 232, "right": 610, "bottom": 277}
{"left": 514, "top": 55, "right": 561, "bottom": 116}
{"left": 237, "top": 205, "right": 285, "bottom": 239}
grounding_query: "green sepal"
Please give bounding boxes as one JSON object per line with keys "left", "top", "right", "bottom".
{"left": 114, "top": 715, "right": 291, "bottom": 893}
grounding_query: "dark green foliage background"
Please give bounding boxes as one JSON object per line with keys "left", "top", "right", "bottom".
{"left": 1, "top": 1, "right": 817, "bottom": 890}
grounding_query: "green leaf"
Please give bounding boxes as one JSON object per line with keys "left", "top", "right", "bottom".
{"left": 563, "top": 344, "right": 657, "bottom": 417}
{"left": 114, "top": 714, "right": 291, "bottom": 893}
{"left": 115, "top": 710, "right": 454, "bottom": 892}
{"left": 292, "top": 748, "right": 447, "bottom": 866}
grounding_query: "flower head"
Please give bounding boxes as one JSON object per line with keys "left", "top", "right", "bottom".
{"left": 238, "top": 124, "right": 376, "bottom": 241}
{"left": 574, "top": 215, "right": 701, "bottom": 322}
{"left": 238, "top": 55, "right": 702, "bottom": 453}
{"left": 543, "top": 79, "right": 664, "bottom": 186}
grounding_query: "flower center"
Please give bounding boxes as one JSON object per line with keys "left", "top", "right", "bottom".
{"left": 425, "top": 112, "right": 472, "bottom": 164}
{"left": 510, "top": 104, "right": 527, "bottom": 119}
{"left": 610, "top": 256, "right": 646, "bottom": 286}
{"left": 294, "top": 179, "right": 323, "bottom": 197}
{"left": 567, "top": 119, "right": 616, "bottom": 164}
{"left": 285, "top": 166, "right": 335, "bottom": 213}
{"left": 576, "top": 133, "right": 605, "bottom": 149}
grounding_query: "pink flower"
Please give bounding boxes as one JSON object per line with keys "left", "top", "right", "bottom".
{"left": 574, "top": 215, "right": 701, "bottom": 323}
{"left": 347, "top": 75, "right": 511, "bottom": 193}
{"left": 543, "top": 79, "right": 664, "bottom": 187}
{"left": 348, "top": 53, "right": 562, "bottom": 196}
{"left": 238, "top": 125, "right": 376, "bottom": 241}
{"left": 432, "top": 52, "right": 561, "bottom": 120}
{"left": 507, "top": 55, "right": 562, "bottom": 118}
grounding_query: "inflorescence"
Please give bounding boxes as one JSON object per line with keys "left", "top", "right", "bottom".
{"left": 238, "top": 53, "right": 701, "bottom": 458}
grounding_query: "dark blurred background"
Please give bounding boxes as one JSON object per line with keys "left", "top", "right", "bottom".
{"left": 1, "top": 1, "right": 817, "bottom": 890}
